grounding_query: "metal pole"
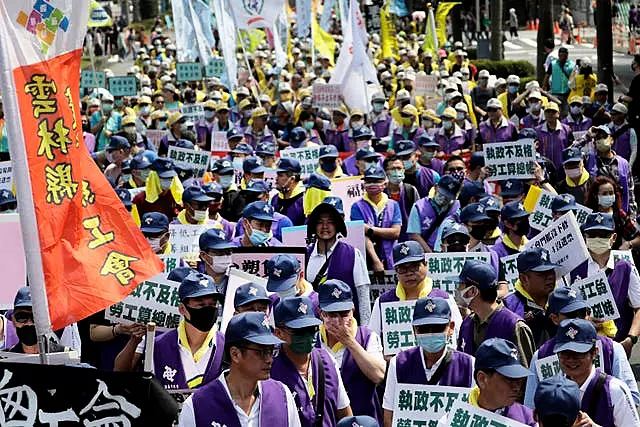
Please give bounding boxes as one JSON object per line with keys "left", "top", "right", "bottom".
{"left": 143, "top": 322, "right": 156, "bottom": 372}
{"left": 476, "top": 0, "right": 481, "bottom": 34}
{"left": 228, "top": 5, "right": 260, "bottom": 102}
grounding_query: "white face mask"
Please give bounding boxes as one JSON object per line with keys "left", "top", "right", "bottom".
{"left": 140, "top": 106, "right": 151, "bottom": 115}
{"left": 160, "top": 178, "right": 173, "bottom": 190}
{"left": 598, "top": 194, "right": 616, "bottom": 208}
{"left": 586, "top": 237, "right": 611, "bottom": 254}
{"left": 277, "top": 286, "right": 297, "bottom": 299}
{"left": 193, "top": 209, "right": 209, "bottom": 222}
{"left": 204, "top": 110, "right": 215, "bottom": 120}
{"left": 147, "top": 237, "right": 162, "bottom": 252}
{"left": 570, "top": 106, "right": 582, "bottom": 116}
{"left": 211, "top": 254, "right": 232, "bottom": 273}
{"left": 565, "top": 167, "right": 582, "bottom": 179}
{"left": 351, "top": 120, "right": 364, "bottom": 130}
{"left": 124, "top": 126, "right": 136, "bottom": 136}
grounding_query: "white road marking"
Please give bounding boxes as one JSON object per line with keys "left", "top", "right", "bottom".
{"left": 503, "top": 41, "right": 523, "bottom": 50}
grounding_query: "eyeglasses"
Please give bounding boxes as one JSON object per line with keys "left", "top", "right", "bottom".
{"left": 239, "top": 346, "right": 279, "bottom": 359}
{"left": 448, "top": 167, "right": 464, "bottom": 172}
{"left": 396, "top": 263, "right": 421, "bottom": 275}
{"left": 14, "top": 312, "right": 34, "bottom": 323}
{"left": 155, "top": 100, "right": 165, "bottom": 105}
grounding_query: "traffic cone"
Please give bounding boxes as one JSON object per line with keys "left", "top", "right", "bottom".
{"left": 535, "top": 19, "right": 539, "bottom": 30}
{"left": 526, "top": 21, "right": 533, "bottom": 30}
{"left": 554, "top": 21, "right": 560, "bottom": 34}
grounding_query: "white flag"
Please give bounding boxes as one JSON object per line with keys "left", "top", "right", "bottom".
{"left": 213, "top": 0, "right": 238, "bottom": 89}
{"left": 296, "top": 0, "right": 311, "bottom": 38}
{"left": 230, "top": 0, "right": 285, "bottom": 29}
{"left": 173, "top": 0, "right": 215, "bottom": 64}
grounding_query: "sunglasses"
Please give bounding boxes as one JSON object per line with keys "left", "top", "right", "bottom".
{"left": 14, "top": 311, "right": 34, "bottom": 323}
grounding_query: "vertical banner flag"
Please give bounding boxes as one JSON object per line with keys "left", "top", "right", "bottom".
{"left": 230, "top": 0, "right": 285, "bottom": 29}
{"left": 381, "top": 1, "right": 399, "bottom": 60}
{"left": 0, "top": 0, "right": 164, "bottom": 331}
{"left": 172, "top": 0, "right": 215, "bottom": 64}
{"left": 320, "top": 0, "right": 335, "bottom": 31}
{"left": 436, "top": 2, "right": 460, "bottom": 46}
{"left": 423, "top": 5, "right": 438, "bottom": 56}
{"left": 296, "top": 0, "right": 312, "bottom": 38}
{"left": 212, "top": 0, "right": 238, "bottom": 89}
{"left": 312, "top": 0, "right": 337, "bottom": 65}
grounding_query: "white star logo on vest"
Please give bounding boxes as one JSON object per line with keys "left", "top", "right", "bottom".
{"left": 400, "top": 244, "right": 410, "bottom": 255}
{"left": 422, "top": 217, "right": 432, "bottom": 227}
{"left": 249, "top": 287, "right": 258, "bottom": 296}
{"left": 568, "top": 289, "right": 577, "bottom": 298}
{"left": 566, "top": 327, "right": 578, "bottom": 339}
{"left": 510, "top": 349, "right": 519, "bottom": 360}
{"left": 211, "top": 422, "right": 227, "bottom": 427}
{"left": 352, "top": 423, "right": 364, "bottom": 427}
{"left": 273, "top": 268, "right": 282, "bottom": 277}
{"left": 298, "top": 302, "right": 308, "bottom": 314}
{"left": 425, "top": 301, "right": 436, "bottom": 312}
{"left": 163, "top": 365, "right": 177, "bottom": 383}
{"left": 332, "top": 288, "right": 342, "bottom": 298}
{"left": 596, "top": 214, "right": 603, "bottom": 223}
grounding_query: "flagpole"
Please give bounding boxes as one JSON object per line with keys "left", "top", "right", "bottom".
{"left": 228, "top": 5, "right": 260, "bottom": 103}
{"left": 311, "top": 1, "right": 316, "bottom": 68}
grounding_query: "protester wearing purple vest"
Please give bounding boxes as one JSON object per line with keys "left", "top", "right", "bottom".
{"left": 490, "top": 200, "right": 530, "bottom": 281}
{"left": 325, "top": 108, "right": 351, "bottom": 152}
{"left": 476, "top": 98, "right": 519, "bottom": 148}
{"left": 383, "top": 155, "right": 420, "bottom": 243}
{"left": 267, "top": 254, "right": 320, "bottom": 317}
{"left": 271, "top": 296, "right": 353, "bottom": 426}
{"left": 317, "top": 280, "right": 385, "bottom": 424}
{"left": 455, "top": 260, "right": 534, "bottom": 366}
{"left": 609, "top": 103, "right": 636, "bottom": 163}
{"left": 562, "top": 96, "right": 593, "bottom": 133}
{"left": 243, "top": 108, "right": 275, "bottom": 149}
{"left": 407, "top": 174, "right": 461, "bottom": 252}
{"left": 533, "top": 376, "right": 582, "bottom": 427}
{"left": 344, "top": 145, "right": 380, "bottom": 177}
{"left": 468, "top": 338, "right": 536, "bottom": 426}
{"left": 435, "top": 107, "right": 467, "bottom": 154}
{"left": 535, "top": 102, "right": 574, "bottom": 172}
{"left": 350, "top": 165, "right": 402, "bottom": 271}
{"left": 391, "top": 104, "right": 426, "bottom": 147}
{"left": 553, "top": 319, "right": 639, "bottom": 426}
{"left": 231, "top": 201, "right": 283, "bottom": 247}
{"left": 384, "top": 297, "right": 474, "bottom": 426}
{"left": 394, "top": 139, "right": 438, "bottom": 198}
{"left": 179, "top": 311, "right": 301, "bottom": 427}
{"left": 417, "top": 134, "right": 446, "bottom": 176}
{"left": 271, "top": 158, "right": 306, "bottom": 226}
{"left": 369, "top": 92, "right": 392, "bottom": 141}
{"left": 234, "top": 179, "right": 292, "bottom": 242}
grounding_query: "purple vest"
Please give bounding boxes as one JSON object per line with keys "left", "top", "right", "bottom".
{"left": 371, "top": 114, "right": 392, "bottom": 138}
{"left": 562, "top": 115, "right": 593, "bottom": 133}
{"left": 378, "top": 288, "right": 450, "bottom": 333}
{"left": 153, "top": 329, "right": 225, "bottom": 390}
{"left": 535, "top": 122, "right": 572, "bottom": 171}
{"left": 612, "top": 126, "right": 632, "bottom": 161}
{"left": 271, "top": 192, "right": 306, "bottom": 226}
{"left": 571, "top": 259, "right": 633, "bottom": 341}
{"left": 458, "top": 307, "right": 523, "bottom": 356}
{"left": 414, "top": 198, "right": 460, "bottom": 249}
{"left": 326, "top": 128, "right": 351, "bottom": 152}
{"left": 396, "top": 347, "right": 474, "bottom": 387}
{"left": 392, "top": 184, "right": 410, "bottom": 242}
{"left": 352, "top": 198, "right": 399, "bottom": 269}
{"left": 234, "top": 212, "right": 290, "bottom": 242}
{"left": 521, "top": 114, "right": 544, "bottom": 130}
{"left": 423, "top": 158, "right": 445, "bottom": 176}
{"left": 270, "top": 348, "right": 340, "bottom": 427}
{"left": 193, "top": 378, "right": 289, "bottom": 427}
{"left": 585, "top": 152, "right": 631, "bottom": 213}
{"left": 435, "top": 127, "right": 467, "bottom": 154}
{"left": 502, "top": 403, "right": 537, "bottom": 426}
{"left": 410, "top": 166, "right": 438, "bottom": 198}
{"left": 478, "top": 120, "right": 517, "bottom": 144}
{"left": 538, "top": 335, "right": 613, "bottom": 374}
{"left": 3, "top": 318, "right": 18, "bottom": 350}
{"left": 392, "top": 127, "right": 426, "bottom": 146}
{"left": 581, "top": 370, "right": 615, "bottom": 427}
{"left": 489, "top": 238, "right": 519, "bottom": 259}
{"left": 244, "top": 130, "right": 275, "bottom": 148}
{"left": 343, "top": 154, "right": 359, "bottom": 176}
{"left": 195, "top": 121, "right": 214, "bottom": 148}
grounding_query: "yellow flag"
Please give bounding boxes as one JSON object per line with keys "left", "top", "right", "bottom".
{"left": 381, "top": 1, "right": 399, "bottom": 60}
{"left": 423, "top": 8, "right": 437, "bottom": 56}
{"left": 312, "top": 7, "right": 336, "bottom": 65}
{"left": 238, "top": 29, "right": 266, "bottom": 53}
{"left": 436, "top": 2, "right": 460, "bottom": 46}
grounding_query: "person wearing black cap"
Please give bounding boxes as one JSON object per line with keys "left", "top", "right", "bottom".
{"left": 271, "top": 296, "right": 353, "bottom": 425}
{"left": 317, "top": 145, "right": 345, "bottom": 179}
{"left": 318, "top": 280, "right": 385, "bottom": 424}
{"left": 213, "top": 159, "right": 244, "bottom": 223}
{"left": 383, "top": 155, "right": 419, "bottom": 242}
{"left": 198, "top": 228, "right": 234, "bottom": 294}
{"left": 306, "top": 197, "right": 371, "bottom": 324}
{"left": 553, "top": 319, "right": 639, "bottom": 426}
{"left": 490, "top": 201, "right": 530, "bottom": 259}
{"left": 272, "top": 158, "right": 306, "bottom": 226}
{"left": 233, "top": 283, "right": 271, "bottom": 314}
{"left": 132, "top": 158, "right": 181, "bottom": 221}
{"left": 467, "top": 338, "right": 536, "bottom": 425}
{"left": 555, "top": 147, "right": 594, "bottom": 205}
{"left": 179, "top": 312, "right": 301, "bottom": 427}
{"left": 533, "top": 377, "right": 582, "bottom": 426}
{"left": 351, "top": 165, "right": 402, "bottom": 272}
{"left": 0, "top": 189, "right": 17, "bottom": 213}
{"left": 384, "top": 297, "right": 474, "bottom": 427}
{"left": 172, "top": 186, "right": 215, "bottom": 226}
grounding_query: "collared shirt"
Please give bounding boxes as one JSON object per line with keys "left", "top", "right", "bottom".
{"left": 579, "top": 367, "right": 639, "bottom": 426}
{"left": 319, "top": 323, "right": 384, "bottom": 367}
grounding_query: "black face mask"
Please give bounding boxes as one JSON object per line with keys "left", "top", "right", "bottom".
{"left": 470, "top": 225, "right": 490, "bottom": 241}
{"left": 513, "top": 219, "right": 531, "bottom": 236}
{"left": 16, "top": 325, "right": 37, "bottom": 346}
{"left": 185, "top": 305, "right": 219, "bottom": 332}
{"left": 487, "top": 217, "right": 500, "bottom": 230}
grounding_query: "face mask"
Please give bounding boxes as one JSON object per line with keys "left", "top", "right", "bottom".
{"left": 508, "top": 86, "right": 518, "bottom": 94}
{"left": 351, "top": 120, "right": 364, "bottom": 130}
{"left": 249, "top": 229, "right": 272, "bottom": 246}
{"left": 456, "top": 112, "right": 465, "bottom": 121}
{"left": 194, "top": 209, "right": 209, "bottom": 222}
{"left": 364, "top": 183, "right": 384, "bottom": 196}
{"left": 448, "top": 170, "right": 465, "bottom": 183}
{"left": 598, "top": 194, "right": 616, "bottom": 208}
{"left": 416, "top": 332, "right": 448, "bottom": 353}
{"left": 278, "top": 286, "right": 298, "bottom": 299}
{"left": 402, "top": 118, "right": 413, "bottom": 127}
{"left": 479, "top": 80, "right": 488, "bottom": 88}
{"left": 422, "top": 120, "right": 434, "bottom": 130}
{"left": 586, "top": 237, "right": 612, "bottom": 254}
{"left": 147, "top": 237, "right": 162, "bottom": 252}
{"left": 124, "top": 126, "right": 136, "bottom": 136}
{"left": 403, "top": 160, "right": 415, "bottom": 170}
{"left": 365, "top": 161, "right": 378, "bottom": 170}
{"left": 180, "top": 123, "right": 189, "bottom": 133}
{"left": 16, "top": 325, "right": 37, "bottom": 346}
{"left": 421, "top": 151, "right": 435, "bottom": 161}
{"left": 446, "top": 243, "right": 467, "bottom": 252}
{"left": 442, "top": 120, "right": 453, "bottom": 130}
{"left": 289, "top": 331, "right": 317, "bottom": 354}
{"left": 596, "top": 138, "right": 612, "bottom": 153}
{"left": 204, "top": 110, "right": 215, "bottom": 119}
{"left": 513, "top": 219, "right": 530, "bottom": 236}
{"left": 211, "top": 254, "right": 232, "bottom": 273}
{"left": 433, "top": 191, "right": 450, "bottom": 207}
{"left": 102, "top": 104, "right": 113, "bottom": 113}
{"left": 454, "top": 286, "right": 476, "bottom": 308}
{"left": 389, "top": 170, "right": 405, "bottom": 185}
{"left": 373, "top": 102, "right": 385, "bottom": 113}
{"left": 115, "top": 100, "right": 124, "bottom": 107}
{"left": 565, "top": 167, "right": 582, "bottom": 179}
{"left": 570, "top": 106, "right": 582, "bottom": 116}
{"left": 320, "top": 160, "right": 338, "bottom": 173}
{"left": 185, "top": 305, "right": 219, "bottom": 332}
{"left": 232, "top": 157, "right": 244, "bottom": 169}
{"left": 158, "top": 121, "right": 167, "bottom": 130}
{"left": 469, "top": 225, "right": 489, "bottom": 241}
{"left": 160, "top": 178, "right": 173, "bottom": 190}
{"left": 140, "top": 106, "right": 151, "bottom": 115}
{"left": 529, "top": 102, "right": 542, "bottom": 113}
{"left": 219, "top": 174, "right": 234, "bottom": 189}
{"left": 122, "top": 173, "right": 132, "bottom": 183}
{"left": 304, "top": 121, "right": 315, "bottom": 130}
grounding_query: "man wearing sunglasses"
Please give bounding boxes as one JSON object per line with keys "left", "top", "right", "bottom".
{"left": 271, "top": 296, "right": 353, "bottom": 425}
{"left": 524, "top": 287, "right": 639, "bottom": 408}
{"left": 476, "top": 98, "right": 518, "bottom": 149}
{"left": 179, "top": 311, "right": 301, "bottom": 427}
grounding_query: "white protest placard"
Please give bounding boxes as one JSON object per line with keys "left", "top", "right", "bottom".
{"left": 444, "top": 401, "right": 529, "bottom": 427}
{"left": 0, "top": 161, "right": 12, "bottom": 191}
{"left": 414, "top": 74, "right": 438, "bottom": 96}
{"left": 611, "top": 250, "right": 640, "bottom": 277}
{"left": 180, "top": 103, "right": 205, "bottom": 123}
{"left": 426, "top": 252, "right": 491, "bottom": 294}
{"left": 312, "top": 83, "right": 343, "bottom": 109}
{"left": 523, "top": 186, "right": 592, "bottom": 231}
{"left": 535, "top": 340, "right": 604, "bottom": 381}
{"left": 571, "top": 271, "right": 620, "bottom": 321}
{"left": 330, "top": 175, "right": 364, "bottom": 221}
{"left": 0, "top": 213, "right": 26, "bottom": 309}
{"left": 146, "top": 130, "right": 167, "bottom": 151}
{"left": 281, "top": 221, "right": 366, "bottom": 256}
{"left": 211, "top": 131, "right": 230, "bottom": 151}
{"left": 105, "top": 274, "right": 181, "bottom": 331}
{"left": 525, "top": 212, "right": 590, "bottom": 277}
{"left": 167, "top": 146, "right": 212, "bottom": 179}
{"left": 381, "top": 300, "right": 417, "bottom": 355}
{"left": 158, "top": 254, "right": 181, "bottom": 273}
{"left": 220, "top": 268, "right": 270, "bottom": 333}
{"left": 127, "top": 187, "right": 145, "bottom": 200}
{"left": 484, "top": 139, "right": 536, "bottom": 180}
{"left": 500, "top": 253, "right": 519, "bottom": 292}
{"left": 279, "top": 146, "right": 321, "bottom": 178}
{"left": 231, "top": 247, "right": 306, "bottom": 277}
{"left": 168, "top": 224, "right": 210, "bottom": 262}
{"left": 392, "top": 384, "right": 471, "bottom": 427}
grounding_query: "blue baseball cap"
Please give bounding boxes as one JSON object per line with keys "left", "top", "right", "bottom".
{"left": 475, "top": 338, "right": 531, "bottom": 378}
{"left": 167, "top": 267, "right": 195, "bottom": 283}
{"left": 551, "top": 194, "right": 578, "bottom": 213}
{"left": 175, "top": 139, "right": 194, "bottom": 149}
{"left": 214, "top": 159, "right": 234, "bottom": 174}
{"left": 459, "top": 181, "right": 487, "bottom": 205}
{"left": 267, "top": 254, "right": 301, "bottom": 292}
{"left": 226, "top": 128, "right": 244, "bottom": 141}
{"left": 121, "top": 159, "right": 131, "bottom": 173}
{"left": 289, "top": 127, "right": 307, "bottom": 146}
{"left": 319, "top": 145, "right": 339, "bottom": 159}
{"left": 582, "top": 212, "right": 615, "bottom": 232}
{"left": 140, "top": 212, "right": 169, "bottom": 233}
{"left": 553, "top": 318, "right": 597, "bottom": 353}
{"left": 517, "top": 247, "right": 559, "bottom": 273}
{"left": 501, "top": 201, "right": 529, "bottom": 220}
{"left": 364, "top": 164, "right": 386, "bottom": 180}
{"left": 130, "top": 153, "right": 152, "bottom": 170}
{"left": 175, "top": 165, "right": 193, "bottom": 181}
{"left": 277, "top": 158, "right": 302, "bottom": 174}
{"left": 151, "top": 158, "right": 178, "bottom": 178}
{"left": 393, "top": 241, "right": 425, "bottom": 266}
{"left": 243, "top": 201, "right": 275, "bottom": 221}
{"left": 548, "top": 287, "right": 588, "bottom": 314}
{"left": 319, "top": 196, "right": 344, "bottom": 215}
{"left": 460, "top": 202, "right": 490, "bottom": 223}
{"left": 245, "top": 179, "right": 271, "bottom": 193}
{"left": 412, "top": 297, "right": 451, "bottom": 326}
{"left": 306, "top": 172, "right": 332, "bottom": 191}
{"left": 479, "top": 195, "right": 501, "bottom": 214}
{"left": 199, "top": 228, "right": 234, "bottom": 250}
{"left": 458, "top": 260, "right": 497, "bottom": 289}
{"left": 499, "top": 179, "right": 523, "bottom": 197}
{"left": 563, "top": 147, "right": 583, "bottom": 164}
{"left": 178, "top": 272, "right": 223, "bottom": 301}
{"left": 182, "top": 186, "right": 214, "bottom": 204}
{"left": 318, "top": 280, "right": 354, "bottom": 312}
{"left": 442, "top": 221, "right": 470, "bottom": 240}
{"left": 231, "top": 142, "right": 254, "bottom": 155}
{"left": 393, "top": 139, "right": 416, "bottom": 157}
{"left": 352, "top": 126, "right": 373, "bottom": 140}
{"left": 336, "top": 416, "right": 378, "bottom": 427}
{"left": 469, "top": 152, "right": 485, "bottom": 169}
{"left": 417, "top": 133, "right": 439, "bottom": 148}
{"left": 243, "top": 156, "right": 266, "bottom": 174}
{"left": 256, "top": 142, "right": 276, "bottom": 156}
{"left": 106, "top": 135, "right": 131, "bottom": 151}
{"left": 436, "top": 174, "right": 461, "bottom": 200}
{"left": 355, "top": 146, "right": 379, "bottom": 161}
{"left": 202, "top": 182, "right": 223, "bottom": 196}
{"left": 534, "top": 377, "right": 581, "bottom": 425}
{"left": 14, "top": 286, "right": 32, "bottom": 308}
{"left": 274, "top": 296, "right": 322, "bottom": 329}
{"left": 115, "top": 188, "right": 132, "bottom": 207}
{"left": 234, "top": 283, "right": 271, "bottom": 308}
{"left": 225, "top": 311, "right": 284, "bottom": 345}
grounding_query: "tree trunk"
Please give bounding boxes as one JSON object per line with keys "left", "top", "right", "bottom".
{"left": 120, "top": 0, "right": 129, "bottom": 24}
{"left": 451, "top": 5, "right": 463, "bottom": 43}
{"left": 537, "top": 0, "right": 554, "bottom": 82}
{"left": 596, "top": 0, "right": 613, "bottom": 94}
{"left": 490, "top": 0, "right": 504, "bottom": 60}
{"left": 139, "top": 0, "right": 159, "bottom": 20}
{"left": 132, "top": 0, "right": 142, "bottom": 23}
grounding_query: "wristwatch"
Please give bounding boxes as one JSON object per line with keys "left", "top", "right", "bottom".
{"left": 366, "top": 227, "right": 375, "bottom": 238}
{"left": 627, "top": 334, "right": 638, "bottom": 345}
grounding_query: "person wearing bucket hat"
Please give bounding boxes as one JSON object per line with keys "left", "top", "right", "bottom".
{"left": 407, "top": 174, "right": 461, "bottom": 252}
{"left": 178, "top": 311, "right": 301, "bottom": 427}
{"left": 562, "top": 95, "right": 592, "bottom": 133}
{"left": 553, "top": 319, "right": 639, "bottom": 426}
{"left": 172, "top": 186, "right": 215, "bottom": 226}
{"left": 368, "top": 241, "right": 462, "bottom": 342}
{"left": 435, "top": 107, "right": 466, "bottom": 154}
{"left": 392, "top": 138, "right": 438, "bottom": 198}
{"left": 271, "top": 296, "right": 353, "bottom": 424}
{"left": 231, "top": 201, "right": 282, "bottom": 247}
{"left": 351, "top": 165, "right": 402, "bottom": 271}
{"left": 476, "top": 98, "right": 518, "bottom": 146}
{"left": 244, "top": 107, "right": 275, "bottom": 149}
{"left": 306, "top": 197, "right": 371, "bottom": 324}
{"left": 535, "top": 101, "right": 573, "bottom": 172}
{"left": 272, "top": 157, "right": 306, "bottom": 226}
{"left": 233, "top": 283, "right": 271, "bottom": 314}
{"left": 382, "top": 155, "right": 420, "bottom": 242}
{"left": 317, "top": 280, "right": 385, "bottom": 424}
{"left": 469, "top": 338, "right": 536, "bottom": 425}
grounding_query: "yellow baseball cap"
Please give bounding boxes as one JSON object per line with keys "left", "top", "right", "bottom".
{"left": 166, "top": 111, "right": 184, "bottom": 127}
{"left": 122, "top": 115, "right": 137, "bottom": 126}
{"left": 544, "top": 102, "right": 560, "bottom": 112}
{"left": 401, "top": 104, "right": 419, "bottom": 117}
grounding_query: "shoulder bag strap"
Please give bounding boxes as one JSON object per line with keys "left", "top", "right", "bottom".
{"left": 314, "top": 353, "right": 326, "bottom": 427}
{"left": 311, "top": 253, "right": 333, "bottom": 291}
{"left": 426, "top": 348, "right": 454, "bottom": 385}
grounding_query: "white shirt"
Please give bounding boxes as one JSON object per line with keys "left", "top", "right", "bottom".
{"left": 306, "top": 241, "right": 370, "bottom": 289}
{"left": 586, "top": 256, "right": 640, "bottom": 308}
{"left": 309, "top": 350, "right": 351, "bottom": 410}
{"left": 578, "top": 367, "right": 640, "bottom": 426}
{"left": 320, "top": 329, "right": 384, "bottom": 367}
{"left": 178, "top": 372, "right": 302, "bottom": 427}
